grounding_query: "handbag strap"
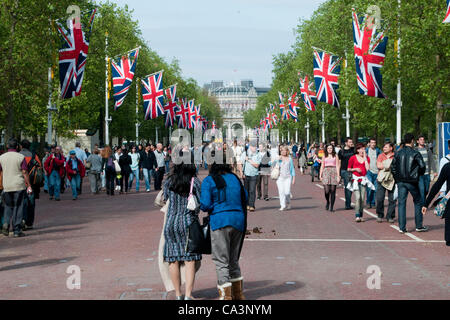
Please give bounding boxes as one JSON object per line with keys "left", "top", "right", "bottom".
{"left": 189, "top": 177, "right": 195, "bottom": 196}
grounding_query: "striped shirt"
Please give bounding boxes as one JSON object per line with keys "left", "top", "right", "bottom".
{"left": 417, "top": 147, "right": 430, "bottom": 175}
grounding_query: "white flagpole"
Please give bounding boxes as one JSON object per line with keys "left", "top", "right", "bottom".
{"left": 321, "top": 106, "right": 325, "bottom": 143}
{"left": 47, "top": 67, "right": 53, "bottom": 145}
{"left": 396, "top": 0, "right": 402, "bottom": 145}
{"left": 136, "top": 80, "right": 139, "bottom": 144}
{"left": 105, "top": 32, "right": 110, "bottom": 146}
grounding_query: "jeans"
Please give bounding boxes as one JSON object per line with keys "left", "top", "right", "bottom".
{"left": 376, "top": 184, "right": 396, "bottom": 220}
{"left": 211, "top": 226, "right": 243, "bottom": 285}
{"left": 101, "top": 169, "right": 106, "bottom": 188}
{"left": 129, "top": 169, "right": 140, "bottom": 191}
{"left": 22, "top": 193, "right": 35, "bottom": 226}
{"left": 418, "top": 174, "right": 431, "bottom": 207}
{"left": 3, "top": 190, "right": 26, "bottom": 232}
{"left": 44, "top": 174, "right": 49, "bottom": 192}
{"left": 341, "top": 170, "right": 352, "bottom": 209}
{"left": 257, "top": 174, "right": 269, "bottom": 199}
{"left": 142, "top": 168, "right": 153, "bottom": 191}
{"left": 165, "top": 161, "right": 170, "bottom": 173}
{"left": 397, "top": 182, "right": 423, "bottom": 231}
{"left": 70, "top": 174, "right": 81, "bottom": 199}
{"left": 120, "top": 172, "right": 130, "bottom": 193}
{"left": 366, "top": 171, "right": 378, "bottom": 206}
{"left": 49, "top": 171, "right": 61, "bottom": 199}
{"left": 244, "top": 175, "right": 258, "bottom": 208}
{"left": 354, "top": 183, "right": 366, "bottom": 217}
{"left": 105, "top": 169, "right": 115, "bottom": 195}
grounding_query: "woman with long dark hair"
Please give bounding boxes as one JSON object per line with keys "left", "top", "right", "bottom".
{"left": 119, "top": 148, "right": 132, "bottom": 194}
{"left": 200, "top": 153, "right": 247, "bottom": 300}
{"left": 101, "top": 146, "right": 116, "bottom": 196}
{"left": 319, "top": 144, "right": 340, "bottom": 212}
{"left": 163, "top": 152, "right": 202, "bottom": 300}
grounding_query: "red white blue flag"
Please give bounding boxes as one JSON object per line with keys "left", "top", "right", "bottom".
{"left": 187, "top": 100, "right": 197, "bottom": 129}
{"left": 56, "top": 9, "right": 97, "bottom": 99}
{"left": 175, "top": 98, "right": 189, "bottom": 128}
{"left": 278, "top": 92, "right": 290, "bottom": 120}
{"left": 163, "top": 85, "right": 177, "bottom": 128}
{"left": 141, "top": 70, "right": 164, "bottom": 120}
{"left": 111, "top": 48, "right": 139, "bottom": 110}
{"left": 444, "top": 0, "right": 450, "bottom": 23}
{"left": 313, "top": 49, "right": 341, "bottom": 108}
{"left": 352, "top": 9, "right": 388, "bottom": 99}
{"left": 288, "top": 92, "right": 299, "bottom": 122}
{"left": 299, "top": 76, "right": 317, "bottom": 112}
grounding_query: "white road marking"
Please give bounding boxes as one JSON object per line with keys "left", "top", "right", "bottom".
{"left": 316, "top": 184, "right": 324, "bottom": 189}
{"left": 245, "top": 238, "right": 444, "bottom": 243}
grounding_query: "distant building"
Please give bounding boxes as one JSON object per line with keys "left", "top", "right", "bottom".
{"left": 205, "top": 80, "right": 270, "bottom": 140}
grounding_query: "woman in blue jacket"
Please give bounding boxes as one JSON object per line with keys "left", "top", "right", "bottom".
{"left": 200, "top": 156, "right": 247, "bottom": 300}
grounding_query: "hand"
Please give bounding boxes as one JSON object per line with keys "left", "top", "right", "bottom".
{"left": 337, "top": 176, "right": 341, "bottom": 182}
{"left": 355, "top": 168, "right": 362, "bottom": 173}
{"left": 421, "top": 207, "right": 427, "bottom": 215}
{"left": 27, "top": 186, "right": 33, "bottom": 194}
{"left": 292, "top": 179, "right": 295, "bottom": 185}
{"left": 319, "top": 175, "right": 323, "bottom": 181}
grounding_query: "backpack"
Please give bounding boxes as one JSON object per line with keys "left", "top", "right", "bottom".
{"left": 28, "top": 151, "right": 44, "bottom": 187}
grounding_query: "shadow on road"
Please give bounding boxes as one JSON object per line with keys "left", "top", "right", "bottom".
{"left": 0, "top": 256, "right": 77, "bottom": 272}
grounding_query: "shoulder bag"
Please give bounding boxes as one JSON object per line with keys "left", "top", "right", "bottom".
{"left": 187, "top": 177, "right": 199, "bottom": 211}
{"left": 271, "top": 160, "right": 280, "bottom": 180}
{"left": 434, "top": 191, "right": 449, "bottom": 219}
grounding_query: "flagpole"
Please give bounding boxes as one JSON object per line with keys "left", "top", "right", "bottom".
{"left": 396, "top": 0, "right": 402, "bottom": 145}
{"left": 344, "top": 52, "right": 351, "bottom": 138}
{"left": 47, "top": 67, "right": 53, "bottom": 145}
{"left": 136, "top": 79, "right": 139, "bottom": 144}
{"left": 305, "top": 117, "right": 310, "bottom": 147}
{"left": 105, "top": 32, "right": 110, "bottom": 146}
{"left": 321, "top": 106, "right": 325, "bottom": 143}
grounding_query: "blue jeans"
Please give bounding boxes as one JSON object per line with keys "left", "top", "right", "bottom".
{"left": 44, "top": 174, "right": 49, "bottom": 192}
{"left": 129, "top": 169, "right": 140, "bottom": 191}
{"left": 49, "top": 171, "right": 61, "bottom": 199}
{"left": 142, "top": 168, "right": 153, "bottom": 191}
{"left": 341, "top": 170, "right": 352, "bottom": 209}
{"left": 366, "top": 171, "right": 378, "bottom": 206}
{"left": 418, "top": 174, "right": 431, "bottom": 207}
{"left": 70, "top": 174, "right": 81, "bottom": 199}
{"left": 165, "top": 161, "right": 170, "bottom": 173}
{"left": 397, "top": 182, "right": 423, "bottom": 231}
{"left": 22, "top": 193, "right": 35, "bottom": 226}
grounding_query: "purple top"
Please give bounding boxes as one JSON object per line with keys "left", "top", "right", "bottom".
{"left": 0, "top": 149, "right": 28, "bottom": 171}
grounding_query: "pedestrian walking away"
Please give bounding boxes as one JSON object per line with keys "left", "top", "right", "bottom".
{"left": 391, "top": 133, "right": 427, "bottom": 233}
{"left": 128, "top": 146, "right": 141, "bottom": 192}
{"left": 87, "top": 148, "right": 102, "bottom": 194}
{"left": 375, "top": 142, "right": 396, "bottom": 223}
{"left": 257, "top": 143, "right": 270, "bottom": 201}
{"left": 162, "top": 152, "right": 202, "bottom": 300}
{"left": 0, "top": 138, "right": 33, "bottom": 237}
{"left": 200, "top": 154, "right": 247, "bottom": 300}
{"left": 44, "top": 146, "right": 65, "bottom": 201}
{"left": 347, "top": 143, "right": 374, "bottom": 222}
{"left": 102, "top": 146, "right": 116, "bottom": 196}
{"left": 416, "top": 135, "right": 438, "bottom": 206}
{"left": 154, "top": 143, "right": 166, "bottom": 191}
{"left": 320, "top": 144, "right": 340, "bottom": 212}
{"left": 119, "top": 149, "right": 132, "bottom": 194}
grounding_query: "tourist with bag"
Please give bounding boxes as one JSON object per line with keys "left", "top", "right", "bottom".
{"left": 128, "top": 146, "right": 141, "bottom": 192}
{"left": 422, "top": 162, "right": 450, "bottom": 246}
{"left": 65, "top": 151, "right": 86, "bottom": 201}
{"left": 200, "top": 153, "right": 247, "bottom": 300}
{"left": 101, "top": 146, "right": 116, "bottom": 196}
{"left": 162, "top": 151, "right": 202, "bottom": 300}
{"left": 238, "top": 141, "right": 261, "bottom": 212}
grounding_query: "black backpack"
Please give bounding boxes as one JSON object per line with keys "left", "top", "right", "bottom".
{"left": 28, "top": 151, "right": 44, "bottom": 187}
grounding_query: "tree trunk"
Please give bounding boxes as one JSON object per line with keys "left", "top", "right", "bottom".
{"left": 435, "top": 54, "right": 443, "bottom": 157}
{"left": 414, "top": 114, "right": 421, "bottom": 137}
{"left": 5, "top": 3, "right": 18, "bottom": 142}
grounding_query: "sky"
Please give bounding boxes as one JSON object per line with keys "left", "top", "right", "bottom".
{"left": 103, "top": 0, "right": 326, "bottom": 88}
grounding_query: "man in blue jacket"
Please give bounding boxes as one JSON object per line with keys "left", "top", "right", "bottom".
{"left": 366, "top": 138, "right": 381, "bottom": 208}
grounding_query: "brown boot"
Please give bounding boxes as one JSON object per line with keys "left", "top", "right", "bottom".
{"left": 217, "top": 282, "right": 232, "bottom": 300}
{"left": 230, "top": 277, "right": 245, "bottom": 300}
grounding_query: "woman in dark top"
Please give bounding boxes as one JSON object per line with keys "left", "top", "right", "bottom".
{"left": 119, "top": 149, "right": 132, "bottom": 194}
{"left": 101, "top": 146, "right": 116, "bottom": 196}
{"left": 422, "top": 162, "right": 450, "bottom": 246}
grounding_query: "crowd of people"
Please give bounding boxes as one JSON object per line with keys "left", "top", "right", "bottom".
{"left": 0, "top": 132, "right": 448, "bottom": 300}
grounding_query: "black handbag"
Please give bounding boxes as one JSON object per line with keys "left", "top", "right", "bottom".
{"left": 186, "top": 214, "right": 211, "bottom": 255}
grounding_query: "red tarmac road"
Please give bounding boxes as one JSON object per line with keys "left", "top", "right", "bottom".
{"left": 0, "top": 168, "right": 449, "bottom": 300}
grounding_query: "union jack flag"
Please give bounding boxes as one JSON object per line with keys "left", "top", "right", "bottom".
{"left": 175, "top": 98, "right": 189, "bottom": 128}
{"left": 352, "top": 9, "right": 388, "bottom": 99}
{"left": 56, "top": 9, "right": 97, "bottom": 99}
{"left": 194, "top": 104, "right": 202, "bottom": 129}
{"left": 299, "top": 76, "right": 317, "bottom": 112}
{"left": 141, "top": 70, "right": 164, "bottom": 120}
{"left": 313, "top": 50, "right": 342, "bottom": 108}
{"left": 288, "top": 92, "right": 299, "bottom": 122}
{"left": 202, "top": 117, "right": 208, "bottom": 132}
{"left": 163, "top": 85, "right": 177, "bottom": 128}
{"left": 278, "top": 92, "right": 290, "bottom": 120}
{"left": 211, "top": 120, "right": 217, "bottom": 130}
{"left": 444, "top": 0, "right": 450, "bottom": 23}
{"left": 187, "top": 100, "right": 197, "bottom": 129}
{"left": 111, "top": 48, "right": 139, "bottom": 110}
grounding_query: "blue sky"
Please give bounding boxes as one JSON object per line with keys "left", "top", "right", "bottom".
{"left": 104, "top": 0, "right": 326, "bottom": 88}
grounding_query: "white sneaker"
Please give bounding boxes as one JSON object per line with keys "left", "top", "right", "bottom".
{"left": 279, "top": 207, "right": 285, "bottom": 211}
{"left": 146, "top": 189, "right": 150, "bottom": 193}
{"left": 286, "top": 204, "right": 291, "bottom": 210}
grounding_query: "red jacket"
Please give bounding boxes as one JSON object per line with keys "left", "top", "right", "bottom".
{"left": 44, "top": 154, "right": 66, "bottom": 177}
{"left": 65, "top": 158, "right": 86, "bottom": 181}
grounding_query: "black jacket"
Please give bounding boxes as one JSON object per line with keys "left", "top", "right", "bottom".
{"left": 338, "top": 147, "right": 354, "bottom": 171}
{"left": 119, "top": 154, "right": 132, "bottom": 174}
{"left": 140, "top": 150, "right": 156, "bottom": 170}
{"left": 391, "top": 146, "right": 426, "bottom": 184}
